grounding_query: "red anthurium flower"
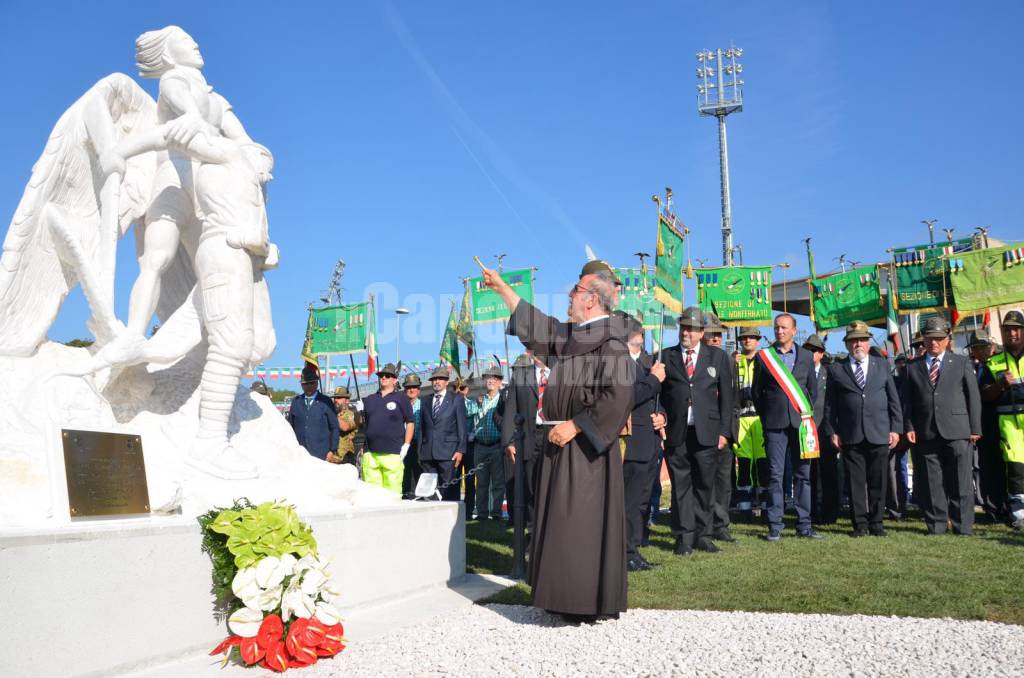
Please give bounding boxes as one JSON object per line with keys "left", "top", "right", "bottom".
{"left": 239, "top": 637, "right": 266, "bottom": 666}
{"left": 257, "top": 614, "right": 284, "bottom": 649}
{"left": 322, "top": 622, "right": 345, "bottom": 644}
{"left": 263, "top": 639, "right": 289, "bottom": 672}
{"left": 301, "top": 618, "right": 328, "bottom": 647}
{"left": 285, "top": 618, "right": 310, "bottom": 656}
{"left": 290, "top": 642, "right": 319, "bottom": 665}
{"left": 317, "top": 637, "right": 346, "bottom": 657}
{"left": 209, "top": 635, "right": 241, "bottom": 656}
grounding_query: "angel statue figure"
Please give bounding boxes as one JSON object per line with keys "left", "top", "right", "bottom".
{"left": 0, "top": 26, "right": 277, "bottom": 481}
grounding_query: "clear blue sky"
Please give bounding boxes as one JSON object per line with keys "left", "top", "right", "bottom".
{"left": 1, "top": 1, "right": 1022, "bottom": 374}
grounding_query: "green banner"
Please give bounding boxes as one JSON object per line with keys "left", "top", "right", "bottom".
{"left": 470, "top": 268, "right": 534, "bottom": 324}
{"left": 615, "top": 266, "right": 677, "bottom": 330}
{"left": 654, "top": 212, "right": 685, "bottom": 314}
{"left": 439, "top": 304, "right": 461, "bottom": 375}
{"left": 892, "top": 238, "right": 974, "bottom": 312}
{"left": 309, "top": 302, "right": 372, "bottom": 355}
{"left": 949, "top": 243, "right": 1024, "bottom": 313}
{"left": 696, "top": 265, "right": 772, "bottom": 326}
{"left": 811, "top": 265, "right": 884, "bottom": 331}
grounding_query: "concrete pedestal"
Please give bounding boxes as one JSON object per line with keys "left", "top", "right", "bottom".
{"left": 0, "top": 500, "right": 464, "bottom": 678}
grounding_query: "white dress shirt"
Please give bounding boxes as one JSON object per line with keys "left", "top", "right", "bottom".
{"left": 681, "top": 342, "right": 701, "bottom": 425}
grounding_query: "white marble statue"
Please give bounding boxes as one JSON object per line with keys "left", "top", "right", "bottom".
{"left": 0, "top": 27, "right": 394, "bottom": 524}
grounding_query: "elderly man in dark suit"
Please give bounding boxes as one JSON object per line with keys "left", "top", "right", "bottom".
{"left": 288, "top": 365, "right": 340, "bottom": 461}
{"left": 824, "top": 321, "right": 903, "bottom": 537}
{"left": 417, "top": 366, "right": 467, "bottom": 500}
{"left": 752, "top": 313, "right": 821, "bottom": 541}
{"left": 902, "top": 316, "right": 982, "bottom": 535}
{"left": 661, "top": 306, "right": 735, "bottom": 555}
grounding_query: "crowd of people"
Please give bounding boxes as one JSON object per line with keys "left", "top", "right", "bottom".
{"left": 269, "top": 259, "right": 1024, "bottom": 623}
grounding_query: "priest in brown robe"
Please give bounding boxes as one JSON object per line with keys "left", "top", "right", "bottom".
{"left": 483, "top": 260, "right": 634, "bottom": 621}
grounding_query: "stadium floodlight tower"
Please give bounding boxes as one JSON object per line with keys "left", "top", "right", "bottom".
{"left": 697, "top": 46, "right": 744, "bottom": 266}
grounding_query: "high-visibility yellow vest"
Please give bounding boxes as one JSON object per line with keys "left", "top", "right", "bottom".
{"left": 986, "top": 351, "right": 1024, "bottom": 464}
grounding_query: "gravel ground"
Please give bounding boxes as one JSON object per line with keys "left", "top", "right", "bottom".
{"left": 302, "top": 604, "right": 1024, "bottom": 677}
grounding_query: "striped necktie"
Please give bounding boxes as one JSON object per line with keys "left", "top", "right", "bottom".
{"left": 685, "top": 349, "right": 695, "bottom": 379}
{"left": 853, "top": 360, "right": 866, "bottom": 389}
{"left": 929, "top": 357, "right": 940, "bottom": 387}
{"left": 433, "top": 394, "right": 442, "bottom": 416}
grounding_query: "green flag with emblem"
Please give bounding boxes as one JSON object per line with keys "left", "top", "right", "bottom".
{"left": 949, "top": 243, "right": 1024, "bottom": 313}
{"left": 615, "top": 266, "right": 677, "bottom": 331}
{"left": 469, "top": 268, "right": 534, "bottom": 324}
{"left": 654, "top": 212, "right": 686, "bottom": 314}
{"left": 696, "top": 265, "right": 773, "bottom": 326}
{"left": 308, "top": 302, "right": 372, "bottom": 355}
{"left": 892, "top": 238, "right": 974, "bottom": 312}
{"left": 810, "top": 265, "right": 884, "bottom": 331}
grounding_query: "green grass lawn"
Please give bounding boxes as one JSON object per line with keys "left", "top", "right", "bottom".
{"left": 467, "top": 513, "right": 1024, "bottom": 624}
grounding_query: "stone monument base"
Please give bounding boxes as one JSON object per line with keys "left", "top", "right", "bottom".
{"left": 0, "top": 501, "right": 465, "bottom": 678}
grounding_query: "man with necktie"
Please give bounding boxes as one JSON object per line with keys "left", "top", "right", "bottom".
{"left": 287, "top": 365, "right": 339, "bottom": 462}
{"left": 901, "top": 317, "right": 982, "bottom": 535}
{"left": 824, "top": 321, "right": 902, "bottom": 537}
{"left": 752, "top": 313, "right": 821, "bottom": 541}
{"left": 661, "top": 306, "right": 735, "bottom": 555}
{"left": 417, "top": 366, "right": 466, "bottom": 500}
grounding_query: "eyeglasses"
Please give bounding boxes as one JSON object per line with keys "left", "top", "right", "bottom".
{"left": 569, "top": 283, "right": 594, "bottom": 298}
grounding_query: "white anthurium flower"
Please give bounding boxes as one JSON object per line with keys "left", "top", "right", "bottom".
{"left": 281, "top": 578, "right": 316, "bottom": 622}
{"left": 321, "top": 578, "right": 342, "bottom": 602}
{"left": 301, "top": 568, "right": 327, "bottom": 596}
{"left": 256, "top": 585, "right": 284, "bottom": 612}
{"left": 231, "top": 567, "right": 260, "bottom": 601}
{"left": 227, "top": 606, "right": 264, "bottom": 638}
{"left": 314, "top": 600, "right": 342, "bottom": 626}
{"left": 293, "top": 554, "right": 318, "bottom": 576}
{"left": 255, "top": 554, "right": 295, "bottom": 590}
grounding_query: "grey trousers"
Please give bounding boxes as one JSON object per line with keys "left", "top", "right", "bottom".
{"left": 474, "top": 442, "right": 505, "bottom": 519}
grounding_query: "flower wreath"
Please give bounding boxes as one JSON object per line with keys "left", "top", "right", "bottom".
{"left": 199, "top": 500, "right": 346, "bottom": 672}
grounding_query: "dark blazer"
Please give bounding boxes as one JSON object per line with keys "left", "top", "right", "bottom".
{"left": 417, "top": 391, "right": 468, "bottom": 461}
{"left": 752, "top": 343, "right": 817, "bottom": 430}
{"left": 625, "top": 352, "right": 663, "bottom": 462}
{"left": 288, "top": 392, "right": 340, "bottom": 460}
{"left": 824, "top": 355, "right": 902, "bottom": 446}
{"left": 500, "top": 361, "right": 542, "bottom": 461}
{"left": 901, "top": 352, "right": 982, "bottom": 441}
{"left": 661, "top": 343, "right": 734, "bottom": 448}
{"left": 810, "top": 364, "right": 834, "bottom": 438}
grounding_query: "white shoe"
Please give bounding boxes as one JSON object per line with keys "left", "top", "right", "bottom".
{"left": 186, "top": 438, "right": 258, "bottom": 480}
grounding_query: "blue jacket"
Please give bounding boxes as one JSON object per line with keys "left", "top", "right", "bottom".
{"left": 417, "top": 391, "right": 467, "bottom": 461}
{"left": 288, "top": 392, "right": 340, "bottom": 460}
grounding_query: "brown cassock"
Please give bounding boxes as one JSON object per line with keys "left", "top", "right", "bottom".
{"left": 507, "top": 301, "right": 634, "bottom": 616}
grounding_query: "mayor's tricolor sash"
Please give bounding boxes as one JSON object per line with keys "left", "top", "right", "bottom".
{"left": 757, "top": 347, "right": 821, "bottom": 459}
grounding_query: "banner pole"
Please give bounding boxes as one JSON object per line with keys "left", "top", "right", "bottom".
{"left": 466, "top": 277, "right": 481, "bottom": 377}
{"left": 350, "top": 354, "right": 361, "bottom": 401}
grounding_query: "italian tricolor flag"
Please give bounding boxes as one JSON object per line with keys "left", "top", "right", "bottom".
{"left": 757, "top": 347, "right": 821, "bottom": 459}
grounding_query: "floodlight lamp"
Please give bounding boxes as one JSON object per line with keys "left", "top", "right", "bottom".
{"left": 725, "top": 49, "right": 734, "bottom": 58}
{"left": 735, "top": 48, "right": 743, "bottom": 57}
{"left": 696, "top": 52, "right": 705, "bottom": 62}
{"left": 706, "top": 67, "right": 715, "bottom": 77}
{"left": 697, "top": 85, "right": 705, "bottom": 94}
{"left": 735, "top": 64, "right": 743, "bottom": 73}
{"left": 696, "top": 67, "right": 704, "bottom": 77}
{"left": 724, "top": 65, "right": 734, "bottom": 74}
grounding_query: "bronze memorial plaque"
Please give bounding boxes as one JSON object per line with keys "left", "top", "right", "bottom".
{"left": 61, "top": 429, "right": 151, "bottom": 518}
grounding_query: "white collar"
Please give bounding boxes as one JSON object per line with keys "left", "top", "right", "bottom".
{"left": 577, "top": 314, "right": 610, "bottom": 328}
